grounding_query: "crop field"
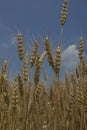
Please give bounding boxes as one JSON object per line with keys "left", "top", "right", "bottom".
{"left": 0, "top": 0, "right": 87, "bottom": 130}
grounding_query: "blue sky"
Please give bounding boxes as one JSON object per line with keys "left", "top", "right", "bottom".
{"left": 0, "top": 0, "right": 87, "bottom": 81}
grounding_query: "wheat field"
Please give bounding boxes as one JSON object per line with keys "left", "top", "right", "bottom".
{"left": 0, "top": 0, "right": 87, "bottom": 130}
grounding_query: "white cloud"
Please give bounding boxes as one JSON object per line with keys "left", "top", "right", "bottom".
{"left": 61, "top": 44, "right": 80, "bottom": 72}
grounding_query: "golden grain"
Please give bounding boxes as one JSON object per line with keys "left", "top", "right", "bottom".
{"left": 0, "top": 0, "right": 87, "bottom": 129}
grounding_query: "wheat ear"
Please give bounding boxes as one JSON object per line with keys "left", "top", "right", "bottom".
{"left": 78, "top": 36, "right": 84, "bottom": 61}
{"left": 61, "top": 0, "right": 68, "bottom": 26}
{"left": 23, "top": 53, "right": 29, "bottom": 81}
{"left": 30, "top": 40, "right": 39, "bottom": 68}
{"left": 34, "top": 51, "right": 47, "bottom": 86}
{"left": 45, "top": 37, "right": 54, "bottom": 69}
{"left": 54, "top": 47, "right": 61, "bottom": 78}
{"left": 17, "top": 32, "right": 24, "bottom": 61}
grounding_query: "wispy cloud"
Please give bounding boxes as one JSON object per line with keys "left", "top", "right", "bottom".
{"left": 61, "top": 44, "right": 80, "bottom": 72}
{"left": 10, "top": 35, "right": 17, "bottom": 46}
{"left": 0, "top": 36, "right": 16, "bottom": 49}
{"left": 1, "top": 43, "right": 9, "bottom": 48}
